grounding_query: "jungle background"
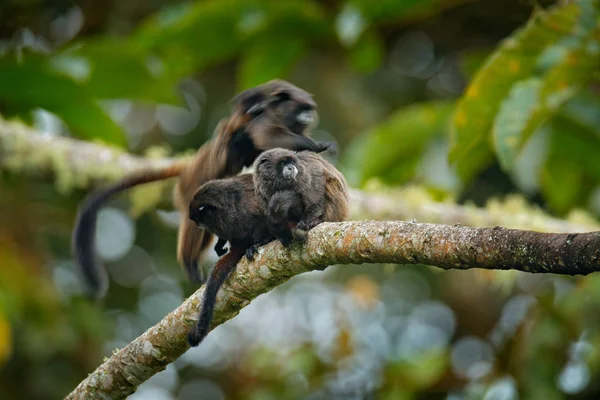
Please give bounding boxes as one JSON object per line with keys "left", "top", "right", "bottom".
{"left": 2, "top": 0, "right": 600, "bottom": 399}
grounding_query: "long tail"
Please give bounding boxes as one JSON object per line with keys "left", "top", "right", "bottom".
{"left": 187, "top": 247, "right": 245, "bottom": 347}
{"left": 72, "top": 164, "right": 183, "bottom": 299}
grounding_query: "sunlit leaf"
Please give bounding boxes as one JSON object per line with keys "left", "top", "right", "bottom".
{"left": 343, "top": 101, "right": 454, "bottom": 186}
{"left": 492, "top": 18, "right": 600, "bottom": 170}
{"left": 0, "top": 55, "right": 127, "bottom": 147}
{"left": 449, "top": 2, "right": 584, "bottom": 180}
{"left": 238, "top": 35, "right": 307, "bottom": 90}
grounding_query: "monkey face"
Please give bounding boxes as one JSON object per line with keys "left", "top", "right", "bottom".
{"left": 234, "top": 80, "right": 318, "bottom": 137}
{"left": 281, "top": 160, "right": 298, "bottom": 180}
{"left": 254, "top": 148, "right": 302, "bottom": 190}
{"left": 189, "top": 182, "right": 237, "bottom": 238}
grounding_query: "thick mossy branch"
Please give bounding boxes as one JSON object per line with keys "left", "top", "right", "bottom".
{"left": 1, "top": 116, "right": 598, "bottom": 232}
{"left": 65, "top": 220, "right": 600, "bottom": 399}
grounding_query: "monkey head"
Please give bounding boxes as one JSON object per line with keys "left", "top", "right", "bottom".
{"left": 233, "top": 80, "right": 319, "bottom": 139}
{"left": 253, "top": 148, "right": 304, "bottom": 192}
{"left": 188, "top": 181, "right": 240, "bottom": 240}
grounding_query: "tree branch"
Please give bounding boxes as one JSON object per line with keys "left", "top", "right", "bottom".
{"left": 65, "top": 220, "right": 600, "bottom": 399}
{"left": 1, "top": 116, "right": 598, "bottom": 233}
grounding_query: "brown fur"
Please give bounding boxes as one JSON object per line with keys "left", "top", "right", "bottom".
{"left": 72, "top": 80, "right": 332, "bottom": 299}
{"left": 253, "top": 148, "right": 349, "bottom": 247}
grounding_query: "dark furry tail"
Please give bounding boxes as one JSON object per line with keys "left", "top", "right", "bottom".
{"left": 72, "top": 165, "right": 183, "bottom": 300}
{"left": 187, "top": 247, "right": 245, "bottom": 347}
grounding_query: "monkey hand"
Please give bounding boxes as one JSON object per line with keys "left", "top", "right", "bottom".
{"left": 245, "top": 245, "right": 259, "bottom": 261}
{"left": 317, "top": 141, "right": 338, "bottom": 155}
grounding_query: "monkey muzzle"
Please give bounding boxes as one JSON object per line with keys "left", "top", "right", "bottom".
{"left": 282, "top": 164, "right": 298, "bottom": 180}
{"left": 296, "top": 110, "right": 315, "bottom": 125}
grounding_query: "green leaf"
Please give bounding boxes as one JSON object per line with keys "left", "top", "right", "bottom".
{"left": 135, "top": 0, "right": 328, "bottom": 75}
{"left": 492, "top": 22, "right": 600, "bottom": 170}
{"left": 541, "top": 116, "right": 600, "bottom": 213}
{"left": 0, "top": 55, "right": 127, "bottom": 147}
{"left": 342, "top": 100, "right": 455, "bottom": 186}
{"left": 52, "top": 39, "right": 182, "bottom": 105}
{"left": 347, "top": 30, "right": 385, "bottom": 73}
{"left": 238, "top": 35, "right": 307, "bottom": 91}
{"left": 449, "top": 1, "right": 584, "bottom": 180}
{"left": 559, "top": 91, "right": 600, "bottom": 139}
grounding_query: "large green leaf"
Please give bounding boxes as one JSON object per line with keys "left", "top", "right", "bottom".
{"left": 0, "top": 55, "right": 127, "bottom": 147}
{"left": 492, "top": 9, "right": 600, "bottom": 170}
{"left": 52, "top": 39, "right": 182, "bottom": 105}
{"left": 449, "top": 1, "right": 584, "bottom": 180}
{"left": 540, "top": 107, "right": 600, "bottom": 213}
{"left": 342, "top": 100, "right": 455, "bottom": 186}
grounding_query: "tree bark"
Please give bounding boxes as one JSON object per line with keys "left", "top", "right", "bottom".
{"left": 65, "top": 220, "right": 600, "bottom": 399}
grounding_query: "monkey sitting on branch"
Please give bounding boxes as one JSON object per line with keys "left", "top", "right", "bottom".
{"left": 72, "top": 80, "right": 335, "bottom": 299}
{"left": 253, "top": 148, "right": 349, "bottom": 247}
{"left": 187, "top": 149, "right": 349, "bottom": 347}
{"left": 186, "top": 174, "right": 274, "bottom": 346}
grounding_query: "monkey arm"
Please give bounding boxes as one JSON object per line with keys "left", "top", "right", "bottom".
{"left": 250, "top": 125, "right": 331, "bottom": 153}
{"left": 266, "top": 191, "right": 304, "bottom": 247}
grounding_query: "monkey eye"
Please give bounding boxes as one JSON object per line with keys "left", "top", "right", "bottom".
{"left": 198, "top": 204, "right": 215, "bottom": 212}
{"left": 274, "top": 91, "right": 291, "bottom": 102}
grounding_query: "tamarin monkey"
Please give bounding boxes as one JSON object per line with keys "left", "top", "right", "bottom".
{"left": 253, "top": 148, "right": 349, "bottom": 246}
{"left": 188, "top": 150, "right": 350, "bottom": 347}
{"left": 72, "top": 80, "right": 333, "bottom": 299}
{"left": 187, "top": 174, "right": 274, "bottom": 346}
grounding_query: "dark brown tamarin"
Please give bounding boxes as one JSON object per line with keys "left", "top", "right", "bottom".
{"left": 253, "top": 148, "right": 349, "bottom": 247}
{"left": 72, "top": 80, "right": 333, "bottom": 298}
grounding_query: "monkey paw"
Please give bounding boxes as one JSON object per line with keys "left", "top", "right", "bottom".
{"left": 319, "top": 141, "right": 338, "bottom": 155}
{"left": 245, "top": 246, "right": 258, "bottom": 261}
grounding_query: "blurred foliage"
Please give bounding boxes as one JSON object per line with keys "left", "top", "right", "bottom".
{"left": 2, "top": 0, "right": 600, "bottom": 399}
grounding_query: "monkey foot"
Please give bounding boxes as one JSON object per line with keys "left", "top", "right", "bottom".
{"left": 245, "top": 246, "right": 258, "bottom": 261}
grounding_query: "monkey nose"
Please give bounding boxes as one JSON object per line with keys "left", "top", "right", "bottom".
{"left": 282, "top": 164, "right": 298, "bottom": 179}
{"left": 296, "top": 110, "right": 314, "bottom": 125}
